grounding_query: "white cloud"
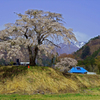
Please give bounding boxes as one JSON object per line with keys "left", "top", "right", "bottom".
{"left": 73, "top": 31, "right": 90, "bottom": 42}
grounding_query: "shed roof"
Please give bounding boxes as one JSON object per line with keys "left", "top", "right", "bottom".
{"left": 68, "top": 66, "right": 88, "bottom": 74}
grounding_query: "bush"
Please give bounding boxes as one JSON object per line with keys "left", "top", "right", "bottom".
{"left": 54, "top": 57, "right": 77, "bottom": 73}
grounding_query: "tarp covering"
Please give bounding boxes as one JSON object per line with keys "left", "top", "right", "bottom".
{"left": 68, "top": 66, "right": 88, "bottom": 74}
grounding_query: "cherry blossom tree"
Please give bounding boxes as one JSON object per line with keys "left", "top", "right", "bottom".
{"left": 54, "top": 57, "right": 78, "bottom": 73}
{"left": 0, "top": 9, "right": 77, "bottom": 66}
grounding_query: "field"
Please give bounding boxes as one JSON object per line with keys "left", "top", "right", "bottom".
{"left": 0, "top": 93, "right": 100, "bottom": 100}
{"left": 1, "top": 87, "right": 100, "bottom": 100}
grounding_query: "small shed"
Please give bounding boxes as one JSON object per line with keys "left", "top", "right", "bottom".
{"left": 68, "top": 66, "right": 88, "bottom": 74}
{"left": 20, "top": 62, "right": 30, "bottom": 65}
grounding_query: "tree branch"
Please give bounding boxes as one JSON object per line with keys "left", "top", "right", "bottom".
{"left": 24, "top": 28, "right": 28, "bottom": 39}
{"left": 0, "top": 37, "right": 10, "bottom": 41}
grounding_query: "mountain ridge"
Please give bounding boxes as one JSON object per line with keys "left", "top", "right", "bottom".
{"left": 55, "top": 41, "right": 86, "bottom": 55}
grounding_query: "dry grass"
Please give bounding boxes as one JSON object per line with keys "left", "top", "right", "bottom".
{"left": 0, "top": 66, "right": 100, "bottom": 95}
{"left": 0, "top": 66, "right": 78, "bottom": 94}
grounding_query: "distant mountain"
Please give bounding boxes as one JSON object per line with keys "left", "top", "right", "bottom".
{"left": 74, "top": 35, "right": 100, "bottom": 60}
{"left": 55, "top": 41, "right": 86, "bottom": 55}
{"left": 71, "top": 41, "right": 86, "bottom": 48}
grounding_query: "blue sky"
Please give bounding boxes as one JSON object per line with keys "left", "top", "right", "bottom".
{"left": 0, "top": 0, "right": 100, "bottom": 42}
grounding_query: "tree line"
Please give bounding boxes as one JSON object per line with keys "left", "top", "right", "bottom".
{"left": 78, "top": 46, "right": 100, "bottom": 73}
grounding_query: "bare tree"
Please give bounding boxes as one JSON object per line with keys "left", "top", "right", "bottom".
{"left": 0, "top": 9, "right": 77, "bottom": 66}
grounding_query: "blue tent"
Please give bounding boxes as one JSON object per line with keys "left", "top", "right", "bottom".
{"left": 68, "top": 66, "right": 88, "bottom": 74}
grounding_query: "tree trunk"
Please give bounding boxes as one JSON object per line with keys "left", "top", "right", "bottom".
{"left": 28, "top": 46, "right": 38, "bottom": 66}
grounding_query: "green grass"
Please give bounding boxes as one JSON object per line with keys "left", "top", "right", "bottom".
{"left": 78, "top": 74, "right": 83, "bottom": 77}
{"left": 80, "top": 86, "right": 100, "bottom": 95}
{"left": 0, "top": 93, "right": 100, "bottom": 100}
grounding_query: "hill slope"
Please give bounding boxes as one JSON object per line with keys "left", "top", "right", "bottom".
{"left": 0, "top": 66, "right": 100, "bottom": 95}
{"left": 74, "top": 36, "right": 100, "bottom": 60}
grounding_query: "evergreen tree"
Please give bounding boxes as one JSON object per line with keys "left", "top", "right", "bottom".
{"left": 81, "top": 46, "right": 90, "bottom": 59}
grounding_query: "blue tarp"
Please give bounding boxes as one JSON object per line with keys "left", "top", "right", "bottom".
{"left": 68, "top": 66, "right": 88, "bottom": 74}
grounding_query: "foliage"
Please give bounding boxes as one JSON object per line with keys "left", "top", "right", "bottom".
{"left": 0, "top": 58, "right": 6, "bottom": 66}
{"left": 0, "top": 9, "right": 77, "bottom": 66}
{"left": 77, "top": 47, "right": 100, "bottom": 72}
{"left": 95, "top": 56, "right": 100, "bottom": 73}
{"left": 91, "top": 48, "right": 100, "bottom": 58}
{"left": 81, "top": 46, "right": 90, "bottom": 59}
{"left": 54, "top": 57, "right": 77, "bottom": 73}
{"left": 77, "top": 57, "right": 95, "bottom": 72}
{"left": 58, "top": 53, "right": 75, "bottom": 59}
{"left": 89, "top": 35, "right": 100, "bottom": 41}
{"left": 9, "top": 61, "right": 14, "bottom": 65}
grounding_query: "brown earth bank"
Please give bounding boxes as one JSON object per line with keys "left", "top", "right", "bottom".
{"left": 0, "top": 66, "right": 100, "bottom": 95}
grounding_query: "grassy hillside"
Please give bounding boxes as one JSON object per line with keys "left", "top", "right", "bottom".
{"left": 0, "top": 66, "right": 100, "bottom": 95}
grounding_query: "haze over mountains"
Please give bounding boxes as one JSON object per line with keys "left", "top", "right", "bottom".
{"left": 55, "top": 41, "right": 86, "bottom": 55}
